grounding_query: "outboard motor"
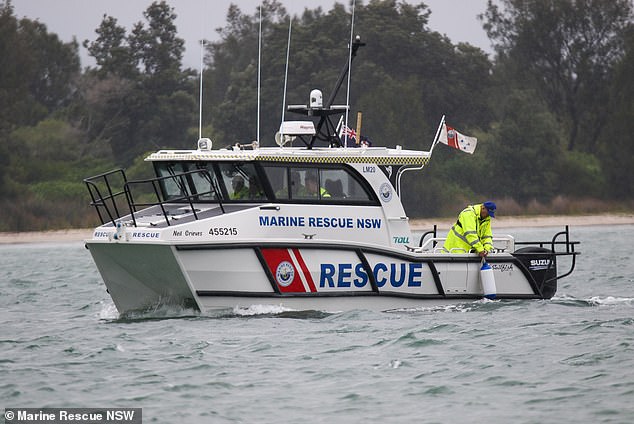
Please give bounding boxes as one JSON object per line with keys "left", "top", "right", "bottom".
{"left": 514, "top": 247, "right": 557, "bottom": 298}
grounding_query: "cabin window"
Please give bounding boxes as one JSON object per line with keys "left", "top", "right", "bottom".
{"left": 189, "top": 164, "right": 219, "bottom": 201}
{"left": 155, "top": 162, "right": 187, "bottom": 200}
{"left": 262, "top": 166, "right": 289, "bottom": 200}
{"left": 154, "top": 161, "right": 376, "bottom": 205}
{"left": 320, "top": 168, "right": 373, "bottom": 202}
{"left": 290, "top": 167, "right": 321, "bottom": 200}
{"left": 217, "top": 163, "right": 265, "bottom": 201}
{"left": 154, "top": 162, "right": 218, "bottom": 201}
{"left": 261, "top": 163, "right": 376, "bottom": 204}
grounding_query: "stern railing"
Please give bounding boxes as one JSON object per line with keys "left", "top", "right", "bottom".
{"left": 514, "top": 225, "right": 580, "bottom": 282}
{"left": 415, "top": 225, "right": 580, "bottom": 282}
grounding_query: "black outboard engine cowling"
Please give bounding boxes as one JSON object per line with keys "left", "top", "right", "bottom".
{"left": 513, "top": 247, "right": 558, "bottom": 298}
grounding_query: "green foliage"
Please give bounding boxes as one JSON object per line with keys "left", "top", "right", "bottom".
{"left": 598, "top": 28, "right": 634, "bottom": 199}
{"left": 130, "top": 1, "right": 186, "bottom": 86}
{"left": 17, "top": 19, "right": 81, "bottom": 110}
{"left": 10, "top": 119, "right": 82, "bottom": 162}
{"left": 482, "top": 0, "right": 634, "bottom": 153}
{"left": 0, "top": 0, "right": 80, "bottom": 131}
{"left": 0, "top": 1, "right": 31, "bottom": 133}
{"left": 204, "top": 0, "right": 494, "bottom": 151}
{"left": 558, "top": 151, "right": 605, "bottom": 197}
{"left": 356, "top": 75, "right": 429, "bottom": 149}
{"left": 83, "top": 15, "right": 136, "bottom": 78}
{"left": 78, "top": 1, "right": 196, "bottom": 164}
{"left": 483, "top": 90, "right": 564, "bottom": 203}
{"left": 401, "top": 169, "right": 476, "bottom": 218}
{"left": 125, "top": 152, "right": 157, "bottom": 181}
{"left": 29, "top": 180, "right": 86, "bottom": 201}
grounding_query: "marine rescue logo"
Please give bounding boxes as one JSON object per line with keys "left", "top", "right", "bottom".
{"left": 261, "top": 248, "right": 317, "bottom": 293}
{"left": 275, "top": 261, "right": 295, "bottom": 287}
{"left": 379, "top": 182, "right": 392, "bottom": 202}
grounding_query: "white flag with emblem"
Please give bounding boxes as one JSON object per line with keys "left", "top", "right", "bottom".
{"left": 438, "top": 123, "right": 477, "bottom": 154}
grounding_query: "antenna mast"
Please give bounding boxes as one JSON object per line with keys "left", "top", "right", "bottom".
{"left": 281, "top": 17, "right": 292, "bottom": 131}
{"left": 198, "top": 39, "right": 205, "bottom": 140}
{"left": 344, "top": 0, "right": 356, "bottom": 148}
{"left": 257, "top": 3, "right": 262, "bottom": 144}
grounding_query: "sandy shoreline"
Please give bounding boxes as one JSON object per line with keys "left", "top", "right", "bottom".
{"left": 410, "top": 213, "right": 634, "bottom": 231}
{"left": 1, "top": 213, "right": 632, "bottom": 245}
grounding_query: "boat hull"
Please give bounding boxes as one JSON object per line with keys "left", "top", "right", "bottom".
{"left": 87, "top": 241, "right": 556, "bottom": 314}
{"left": 87, "top": 243, "right": 197, "bottom": 312}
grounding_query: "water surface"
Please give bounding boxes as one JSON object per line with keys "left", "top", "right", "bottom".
{"left": 1, "top": 225, "right": 633, "bottom": 423}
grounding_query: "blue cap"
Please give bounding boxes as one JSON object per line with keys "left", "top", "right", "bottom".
{"left": 483, "top": 201, "right": 496, "bottom": 218}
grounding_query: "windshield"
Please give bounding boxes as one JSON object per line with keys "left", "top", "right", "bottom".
{"left": 155, "top": 162, "right": 218, "bottom": 201}
{"left": 153, "top": 161, "right": 377, "bottom": 205}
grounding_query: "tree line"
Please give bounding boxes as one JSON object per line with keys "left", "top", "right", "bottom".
{"left": 0, "top": 0, "right": 632, "bottom": 231}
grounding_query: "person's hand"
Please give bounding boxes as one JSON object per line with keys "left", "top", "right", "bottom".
{"left": 479, "top": 250, "right": 488, "bottom": 258}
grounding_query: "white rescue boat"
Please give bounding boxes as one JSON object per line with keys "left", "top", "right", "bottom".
{"left": 83, "top": 38, "right": 579, "bottom": 315}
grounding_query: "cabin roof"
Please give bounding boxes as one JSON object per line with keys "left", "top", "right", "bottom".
{"left": 145, "top": 146, "right": 431, "bottom": 166}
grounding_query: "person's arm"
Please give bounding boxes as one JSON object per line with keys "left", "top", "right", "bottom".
{"left": 460, "top": 211, "right": 485, "bottom": 254}
{"left": 480, "top": 220, "right": 494, "bottom": 252}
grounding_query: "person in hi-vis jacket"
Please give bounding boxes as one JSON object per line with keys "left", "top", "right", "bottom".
{"left": 442, "top": 201, "right": 496, "bottom": 257}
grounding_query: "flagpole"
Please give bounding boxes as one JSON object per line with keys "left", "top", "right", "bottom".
{"left": 428, "top": 114, "right": 445, "bottom": 155}
{"left": 396, "top": 115, "right": 445, "bottom": 196}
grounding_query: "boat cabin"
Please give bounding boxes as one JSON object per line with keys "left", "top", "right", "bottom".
{"left": 150, "top": 154, "right": 379, "bottom": 206}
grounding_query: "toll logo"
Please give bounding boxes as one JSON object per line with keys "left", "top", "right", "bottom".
{"left": 275, "top": 261, "right": 295, "bottom": 287}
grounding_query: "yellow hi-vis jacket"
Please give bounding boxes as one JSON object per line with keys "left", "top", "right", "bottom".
{"left": 442, "top": 204, "right": 493, "bottom": 254}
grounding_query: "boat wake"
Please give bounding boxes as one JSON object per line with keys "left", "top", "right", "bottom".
{"left": 385, "top": 299, "right": 492, "bottom": 314}
{"left": 96, "top": 294, "right": 632, "bottom": 323}
{"left": 97, "top": 300, "right": 201, "bottom": 323}
{"left": 232, "top": 304, "right": 334, "bottom": 319}
{"left": 389, "top": 295, "right": 634, "bottom": 313}
{"left": 232, "top": 304, "right": 295, "bottom": 316}
{"left": 97, "top": 300, "right": 336, "bottom": 321}
{"left": 552, "top": 294, "right": 634, "bottom": 307}
{"left": 97, "top": 301, "right": 119, "bottom": 320}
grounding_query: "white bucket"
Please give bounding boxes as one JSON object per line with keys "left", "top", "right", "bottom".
{"left": 480, "top": 261, "right": 497, "bottom": 299}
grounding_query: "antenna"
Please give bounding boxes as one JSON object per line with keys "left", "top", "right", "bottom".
{"left": 257, "top": 2, "right": 262, "bottom": 144}
{"left": 344, "top": 0, "right": 356, "bottom": 148}
{"left": 195, "top": 1, "right": 212, "bottom": 151}
{"left": 198, "top": 39, "right": 205, "bottom": 140}
{"left": 280, "top": 16, "right": 292, "bottom": 143}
